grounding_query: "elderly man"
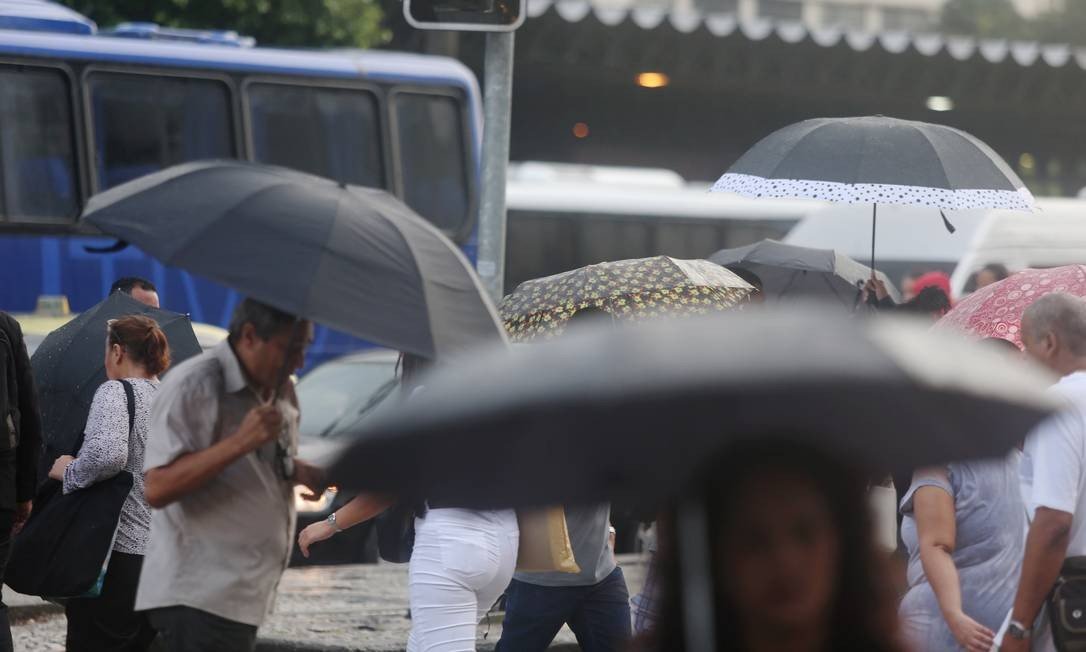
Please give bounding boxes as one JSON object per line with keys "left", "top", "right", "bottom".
{"left": 1003, "top": 293, "right": 1086, "bottom": 652}
{"left": 135, "top": 298, "right": 324, "bottom": 652}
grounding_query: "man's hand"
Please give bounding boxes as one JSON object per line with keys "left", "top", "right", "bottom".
{"left": 1000, "top": 635, "right": 1029, "bottom": 652}
{"left": 236, "top": 405, "right": 282, "bottom": 453}
{"left": 293, "top": 459, "right": 327, "bottom": 501}
{"left": 48, "top": 455, "right": 75, "bottom": 481}
{"left": 13, "top": 500, "right": 32, "bottom": 536}
{"left": 863, "top": 278, "right": 890, "bottom": 302}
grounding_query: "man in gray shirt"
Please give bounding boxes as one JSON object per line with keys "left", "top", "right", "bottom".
{"left": 136, "top": 298, "right": 324, "bottom": 652}
{"left": 496, "top": 503, "right": 632, "bottom": 651}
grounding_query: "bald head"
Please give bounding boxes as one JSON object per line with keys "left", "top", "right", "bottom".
{"left": 1022, "top": 293, "right": 1086, "bottom": 374}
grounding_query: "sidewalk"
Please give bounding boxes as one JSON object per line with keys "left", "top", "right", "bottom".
{"left": 258, "top": 554, "right": 647, "bottom": 651}
{"left": 6, "top": 554, "right": 648, "bottom": 652}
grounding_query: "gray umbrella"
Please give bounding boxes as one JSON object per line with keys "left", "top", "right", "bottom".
{"left": 326, "top": 305, "right": 1056, "bottom": 508}
{"left": 82, "top": 160, "right": 506, "bottom": 360}
{"left": 709, "top": 239, "right": 900, "bottom": 306}
{"left": 711, "top": 116, "right": 1035, "bottom": 270}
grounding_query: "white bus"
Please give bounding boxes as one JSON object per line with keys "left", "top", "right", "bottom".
{"left": 504, "top": 162, "right": 825, "bottom": 290}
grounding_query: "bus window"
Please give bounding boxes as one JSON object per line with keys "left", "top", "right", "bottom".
{"left": 393, "top": 93, "right": 471, "bottom": 236}
{"left": 0, "top": 66, "right": 78, "bottom": 222}
{"left": 247, "top": 83, "right": 383, "bottom": 188}
{"left": 87, "top": 73, "right": 234, "bottom": 190}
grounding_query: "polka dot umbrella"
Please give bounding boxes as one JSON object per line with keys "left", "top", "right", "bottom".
{"left": 711, "top": 116, "right": 1035, "bottom": 272}
{"left": 500, "top": 256, "right": 754, "bottom": 342}
{"left": 935, "top": 265, "right": 1086, "bottom": 349}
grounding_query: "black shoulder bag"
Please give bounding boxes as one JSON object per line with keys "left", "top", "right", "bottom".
{"left": 6, "top": 380, "right": 137, "bottom": 598}
{"left": 1049, "top": 556, "right": 1086, "bottom": 651}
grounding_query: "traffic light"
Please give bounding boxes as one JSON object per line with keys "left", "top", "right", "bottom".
{"left": 404, "top": 0, "right": 525, "bottom": 31}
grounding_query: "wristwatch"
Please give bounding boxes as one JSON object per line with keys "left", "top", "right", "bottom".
{"left": 326, "top": 512, "right": 343, "bottom": 533}
{"left": 1007, "top": 619, "right": 1031, "bottom": 640}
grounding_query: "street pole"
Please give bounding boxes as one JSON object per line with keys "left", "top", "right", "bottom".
{"left": 476, "top": 31, "right": 515, "bottom": 303}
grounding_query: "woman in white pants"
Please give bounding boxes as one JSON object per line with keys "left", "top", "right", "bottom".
{"left": 405, "top": 506, "right": 519, "bottom": 651}
{"left": 297, "top": 354, "right": 519, "bottom": 651}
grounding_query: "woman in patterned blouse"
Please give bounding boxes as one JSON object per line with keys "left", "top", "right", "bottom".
{"left": 48, "top": 315, "right": 170, "bottom": 651}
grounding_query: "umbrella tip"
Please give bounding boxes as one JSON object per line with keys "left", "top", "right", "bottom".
{"left": 940, "top": 210, "right": 957, "bottom": 234}
{"left": 82, "top": 239, "right": 129, "bottom": 254}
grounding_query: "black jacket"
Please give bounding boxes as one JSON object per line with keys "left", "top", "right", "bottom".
{"left": 0, "top": 312, "right": 42, "bottom": 508}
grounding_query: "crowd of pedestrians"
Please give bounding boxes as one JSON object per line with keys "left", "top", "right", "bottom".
{"left": 7, "top": 267, "right": 1086, "bottom": 652}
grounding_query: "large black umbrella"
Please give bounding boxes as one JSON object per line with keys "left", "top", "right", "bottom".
{"left": 326, "top": 305, "right": 1056, "bottom": 508}
{"left": 82, "top": 160, "right": 505, "bottom": 360}
{"left": 32, "top": 292, "right": 202, "bottom": 464}
{"left": 708, "top": 239, "right": 900, "bottom": 306}
{"left": 711, "top": 116, "right": 1034, "bottom": 270}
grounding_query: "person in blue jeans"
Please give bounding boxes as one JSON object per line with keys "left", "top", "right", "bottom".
{"left": 497, "top": 503, "right": 632, "bottom": 652}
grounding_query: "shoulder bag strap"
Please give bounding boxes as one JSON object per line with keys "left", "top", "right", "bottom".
{"left": 119, "top": 380, "right": 135, "bottom": 437}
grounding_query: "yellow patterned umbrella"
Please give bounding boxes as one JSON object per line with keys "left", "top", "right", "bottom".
{"left": 500, "top": 256, "right": 754, "bottom": 342}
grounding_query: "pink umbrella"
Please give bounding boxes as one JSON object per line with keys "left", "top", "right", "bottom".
{"left": 936, "top": 265, "right": 1086, "bottom": 348}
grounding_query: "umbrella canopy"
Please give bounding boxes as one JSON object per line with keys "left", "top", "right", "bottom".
{"left": 499, "top": 256, "right": 753, "bottom": 342}
{"left": 936, "top": 265, "right": 1086, "bottom": 348}
{"left": 32, "top": 292, "right": 202, "bottom": 457}
{"left": 711, "top": 116, "right": 1033, "bottom": 212}
{"left": 326, "top": 305, "right": 1056, "bottom": 508}
{"left": 82, "top": 160, "right": 506, "bottom": 361}
{"left": 708, "top": 239, "right": 901, "bottom": 306}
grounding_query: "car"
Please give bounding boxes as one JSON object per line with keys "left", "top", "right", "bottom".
{"left": 291, "top": 349, "right": 399, "bottom": 566}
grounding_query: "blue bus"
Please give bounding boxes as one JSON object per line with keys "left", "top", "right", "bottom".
{"left": 0, "top": 0, "right": 482, "bottom": 365}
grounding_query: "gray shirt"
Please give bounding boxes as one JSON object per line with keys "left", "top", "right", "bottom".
{"left": 135, "top": 342, "right": 299, "bottom": 627}
{"left": 64, "top": 378, "right": 157, "bottom": 555}
{"left": 898, "top": 452, "right": 1025, "bottom": 651}
{"left": 514, "top": 503, "right": 616, "bottom": 587}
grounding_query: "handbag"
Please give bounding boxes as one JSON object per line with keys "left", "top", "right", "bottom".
{"left": 375, "top": 502, "right": 417, "bottom": 563}
{"left": 515, "top": 506, "right": 581, "bottom": 573}
{"left": 6, "top": 380, "right": 137, "bottom": 599}
{"left": 1048, "top": 556, "right": 1086, "bottom": 651}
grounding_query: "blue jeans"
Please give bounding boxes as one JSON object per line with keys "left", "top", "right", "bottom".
{"left": 496, "top": 566, "right": 632, "bottom": 652}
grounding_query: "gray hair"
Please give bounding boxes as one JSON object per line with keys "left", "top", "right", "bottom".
{"left": 228, "top": 298, "right": 298, "bottom": 343}
{"left": 1022, "top": 292, "right": 1086, "bottom": 356}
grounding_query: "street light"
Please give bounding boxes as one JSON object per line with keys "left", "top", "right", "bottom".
{"left": 404, "top": 0, "right": 525, "bottom": 31}
{"left": 637, "top": 72, "right": 670, "bottom": 88}
{"left": 925, "top": 95, "right": 954, "bottom": 112}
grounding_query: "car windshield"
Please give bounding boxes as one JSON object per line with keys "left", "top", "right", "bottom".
{"left": 296, "top": 358, "right": 397, "bottom": 439}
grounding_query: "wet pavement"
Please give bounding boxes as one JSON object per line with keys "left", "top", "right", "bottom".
{"left": 7, "top": 554, "right": 648, "bottom": 651}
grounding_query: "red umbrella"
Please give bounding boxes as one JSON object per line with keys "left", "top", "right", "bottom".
{"left": 937, "top": 265, "right": 1086, "bottom": 348}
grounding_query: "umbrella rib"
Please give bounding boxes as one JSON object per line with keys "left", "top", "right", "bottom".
{"left": 910, "top": 127, "right": 955, "bottom": 192}
{"left": 764, "top": 121, "right": 836, "bottom": 181}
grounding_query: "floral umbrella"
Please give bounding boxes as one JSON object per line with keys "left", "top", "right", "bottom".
{"left": 936, "top": 265, "right": 1086, "bottom": 348}
{"left": 500, "top": 256, "right": 753, "bottom": 342}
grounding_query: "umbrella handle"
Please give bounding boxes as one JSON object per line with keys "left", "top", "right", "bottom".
{"left": 870, "top": 203, "right": 877, "bottom": 276}
{"left": 678, "top": 497, "right": 716, "bottom": 652}
{"left": 271, "top": 319, "right": 304, "bottom": 404}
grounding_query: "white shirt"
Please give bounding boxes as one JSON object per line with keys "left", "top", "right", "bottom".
{"left": 135, "top": 342, "right": 299, "bottom": 627}
{"left": 1020, "top": 371, "right": 1086, "bottom": 652}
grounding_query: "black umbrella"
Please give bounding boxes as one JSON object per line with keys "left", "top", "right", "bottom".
{"left": 708, "top": 239, "right": 900, "bottom": 306}
{"left": 32, "top": 292, "right": 202, "bottom": 464}
{"left": 326, "top": 305, "right": 1056, "bottom": 508}
{"left": 711, "top": 116, "right": 1034, "bottom": 270}
{"left": 82, "top": 160, "right": 505, "bottom": 361}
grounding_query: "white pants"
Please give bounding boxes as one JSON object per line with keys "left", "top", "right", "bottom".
{"left": 406, "top": 508, "right": 519, "bottom": 652}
